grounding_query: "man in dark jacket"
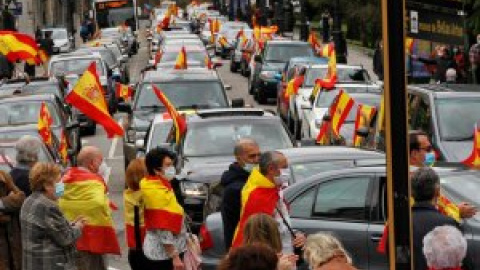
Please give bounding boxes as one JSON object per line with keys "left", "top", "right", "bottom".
{"left": 416, "top": 46, "right": 456, "bottom": 83}
{"left": 39, "top": 31, "right": 54, "bottom": 57}
{"left": 412, "top": 167, "right": 460, "bottom": 270}
{"left": 220, "top": 138, "right": 260, "bottom": 250}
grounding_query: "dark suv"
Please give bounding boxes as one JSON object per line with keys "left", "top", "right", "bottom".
{"left": 249, "top": 40, "right": 314, "bottom": 104}
{"left": 407, "top": 84, "right": 480, "bottom": 162}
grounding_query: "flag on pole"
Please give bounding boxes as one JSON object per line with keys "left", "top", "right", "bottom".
{"left": 316, "top": 120, "right": 331, "bottom": 145}
{"left": 37, "top": 102, "right": 53, "bottom": 146}
{"left": 284, "top": 74, "right": 305, "bottom": 100}
{"left": 462, "top": 123, "right": 480, "bottom": 168}
{"left": 330, "top": 90, "right": 355, "bottom": 137}
{"left": 154, "top": 50, "right": 163, "bottom": 66}
{"left": 353, "top": 104, "right": 376, "bottom": 147}
{"left": 174, "top": 47, "right": 187, "bottom": 70}
{"left": 308, "top": 31, "right": 321, "bottom": 52}
{"left": 319, "top": 42, "right": 335, "bottom": 58}
{"left": 152, "top": 85, "right": 187, "bottom": 144}
{"left": 218, "top": 36, "right": 229, "bottom": 47}
{"left": 59, "top": 130, "right": 69, "bottom": 163}
{"left": 205, "top": 55, "right": 213, "bottom": 69}
{"left": 65, "top": 62, "right": 124, "bottom": 138}
{"left": 115, "top": 82, "right": 133, "bottom": 101}
{"left": 317, "top": 45, "right": 338, "bottom": 90}
{"left": 0, "top": 31, "right": 40, "bottom": 62}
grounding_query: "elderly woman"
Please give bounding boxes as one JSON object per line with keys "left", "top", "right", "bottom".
{"left": 20, "top": 163, "right": 86, "bottom": 270}
{"left": 10, "top": 136, "right": 42, "bottom": 196}
{"left": 303, "top": 233, "right": 357, "bottom": 270}
{"left": 423, "top": 225, "right": 467, "bottom": 270}
{"left": 141, "top": 147, "right": 187, "bottom": 270}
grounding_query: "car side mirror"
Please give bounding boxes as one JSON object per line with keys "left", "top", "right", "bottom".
{"left": 231, "top": 98, "right": 244, "bottom": 108}
{"left": 254, "top": 55, "right": 262, "bottom": 63}
{"left": 118, "top": 102, "right": 133, "bottom": 114}
{"left": 66, "top": 121, "right": 80, "bottom": 130}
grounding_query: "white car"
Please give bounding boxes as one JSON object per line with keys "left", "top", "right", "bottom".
{"left": 41, "top": 28, "right": 73, "bottom": 54}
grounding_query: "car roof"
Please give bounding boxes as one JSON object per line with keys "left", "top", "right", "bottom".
{"left": 289, "top": 56, "right": 328, "bottom": 65}
{"left": 188, "top": 108, "right": 277, "bottom": 122}
{"left": 50, "top": 52, "right": 102, "bottom": 61}
{"left": 0, "top": 77, "right": 58, "bottom": 86}
{"left": 278, "top": 146, "right": 385, "bottom": 161}
{"left": 408, "top": 84, "right": 480, "bottom": 98}
{"left": 0, "top": 93, "right": 57, "bottom": 103}
{"left": 163, "top": 45, "right": 206, "bottom": 52}
{"left": 142, "top": 69, "right": 219, "bottom": 82}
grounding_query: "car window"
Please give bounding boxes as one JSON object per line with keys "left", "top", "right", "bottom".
{"left": 411, "top": 96, "right": 432, "bottom": 136}
{"left": 149, "top": 121, "right": 174, "bottom": 149}
{"left": 315, "top": 89, "right": 340, "bottom": 108}
{"left": 313, "top": 177, "right": 371, "bottom": 221}
{"left": 304, "top": 68, "right": 370, "bottom": 87}
{"left": 290, "top": 160, "right": 354, "bottom": 183}
{"left": 0, "top": 101, "right": 60, "bottom": 126}
{"left": 51, "top": 59, "right": 104, "bottom": 76}
{"left": 265, "top": 45, "right": 313, "bottom": 62}
{"left": 161, "top": 51, "right": 207, "bottom": 66}
{"left": 24, "top": 84, "right": 62, "bottom": 98}
{"left": 290, "top": 186, "right": 316, "bottom": 218}
{"left": 436, "top": 97, "right": 480, "bottom": 141}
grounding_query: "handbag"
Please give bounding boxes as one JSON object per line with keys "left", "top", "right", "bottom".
{"left": 183, "top": 217, "right": 202, "bottom": 270}
{"left": 276, "top": 206, "right": 305, "bottom": 266}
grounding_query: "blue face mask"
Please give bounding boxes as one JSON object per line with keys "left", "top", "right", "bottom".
{"left": 424, "top": 152, "right": 436, "bottom": 167}
{"left": 243, "top": 163, "right": 256, "bottom": 172}
{"left": 55, "top": 182, "right": 65, "bottom": 198}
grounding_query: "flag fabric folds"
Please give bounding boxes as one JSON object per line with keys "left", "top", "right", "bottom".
{"left": 284, "top": 74, "right": 304, "bottom": 100}
{"left": 353, "top": 104, "right": 376, "bottom": 147}
{"left": 59, "top": 168, "right": 120, "bottom": 254}
{"left": 0, "top": 31, "right": 40, "bottom": 62}
{"left": 115, "top": 82, "right": 133, "bottom": 101}
{"left": 37, "top": 102, "right": 53, "bottom": 146}
{"left": 462, "top": 123, "right": 480, "bottom": 168}
{"left": 205, "top": 55, "right": 213, "bottom": 69}
{"left": 218, "top": 36, "right": 229, "bottom": 47}
{"left": 124, "top": 189, "right": 146, "bottom": 248}
{"left": 65, "top": 62, "right": 124, "bottom": 138}
{"left": 140, "top": 176, "right": 184, "bottom": 234}
{"left": 59, "top": 130, "right": 69, "bottom": 163}
{"left": 330, "top": 90, "right": 355, "bottom": 137}
{"left": 231, "top": 169, "right": 279, "bottom": 248}
{"left": 174, "top": 47, "right": 187, "bottom": 70}
{"left": 152, "top": 85, "right": 187, "bottom": 144}
{"left": 308, "top": 31, "right": 321, "bottom": 52}
{"left": 317, "top": 44, "right": 338, "bottom": 90}
{"left": 316, "top": 120, "right": 331, "bottom": 145}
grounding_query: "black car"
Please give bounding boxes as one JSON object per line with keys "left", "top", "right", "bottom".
{"left": 249, "top": 40, "right": 314, "bottom": 104}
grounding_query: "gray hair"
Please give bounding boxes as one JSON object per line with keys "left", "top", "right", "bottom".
{"left": 423, "top": 225, "right": 467, "bottom": 269}
{"left": 303, "top": 233, "right": 352, "bottom": 268}
{"left": 233, "top": 138, "right": 258, "bottom": 156}
{"left": 259, "top": 151, "right": 283, "bottom": 175}
{"left": 15, "top": 135, "right": 42, "bottom": 164}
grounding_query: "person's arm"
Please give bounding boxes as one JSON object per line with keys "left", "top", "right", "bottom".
{"left": 45, "top": 205, "right": 82, "bottom": 247}
{"left": 416, "top": 57, "right": 437, "bottom": 65}
{"left": 157, "top": 230, "right": 184, "bottom": 270}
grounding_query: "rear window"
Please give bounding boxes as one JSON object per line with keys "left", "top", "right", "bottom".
{"left": 265, "top": 45, "right": 313, "bottom": 62}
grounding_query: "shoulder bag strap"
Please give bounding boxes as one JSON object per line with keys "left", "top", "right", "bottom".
{"left": 133, "top": 205, "right": 143, "bottom": 251}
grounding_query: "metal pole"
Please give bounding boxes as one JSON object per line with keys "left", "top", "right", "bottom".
{"left": 381, "top": 0, "right": 412, "bottom": 268}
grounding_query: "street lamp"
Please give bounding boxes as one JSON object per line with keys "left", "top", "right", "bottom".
{"left": 332, "top": 0, "right": 347, "bottom": 63}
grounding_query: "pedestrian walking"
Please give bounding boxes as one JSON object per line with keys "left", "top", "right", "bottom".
{"left": 20, "top": 162, "right": 86, "bottom": 270}
{"left": 423, "top": 226, "right": 467, "bottom": 270}
{"left": 124, "top": 158, "right": 148, "bottom": 270}
{"left": 140, "top": 147, "right": 187, "bottom": 270}
{"left": 80, "top": 20, "right": 90, "bottom": 43}
{"left": 59, "top": 146, "right": 120, "bottom": 270}
{"left": 321, "top": 10, "right": 330, "bottom": 43}
{"left": 0, "top": 170, "right": 25, "bottom": 270}
{"left": 10, "top": 136, "right": 42, "bottom": 196}
{"left": 220, "top": 138, "right": 260, "bottom": 250}
{"left": 411, "top": 168, "right": 461, "bottom": 270}
{"left": 469, "top": 34, "right": 480, "bottom": 84}
{"left": 373, "top": 39, "right": 384, "bottom": 81}
{"left": 218, "top": 243, "right": 279, "bottom": 270}
{"left": 303, "top": 233, "right": 357, "bottom": 270}
{"left": 39, "top": 31, "right": 55, "bottom": 57}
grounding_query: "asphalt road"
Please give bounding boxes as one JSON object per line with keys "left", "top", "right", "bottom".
{"left": 82, "top": 29, "right": 374, "bottom": 269}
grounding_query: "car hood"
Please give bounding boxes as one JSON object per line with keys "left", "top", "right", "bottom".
{"left": 263, "top": 62, "right": 286, "bottom": 71}
{"left": 440, "top": 141, "right": 472, "bottom": 162}
{"left": 180, "top": 155, "right": 234, "bottom": 183}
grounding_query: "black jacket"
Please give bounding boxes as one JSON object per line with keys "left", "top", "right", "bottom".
{"left": 412, "top": 202, "right": 460, "bottom": 270}
{"left": 220, "top": 162, "right": 250, "bottom": 250}
{"left": 10, "top": 167, "right": 31, "bottom": 196}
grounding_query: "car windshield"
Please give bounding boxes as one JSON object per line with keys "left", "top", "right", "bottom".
{"left": 51, "top": 59, "right": 104, "bottom": 76}
{"left": 265, "top": 45, "right": 313, "bottom": 62}
{"left": 160, "top": 51, "right": 207, "bottom": 66}
{"left": 0, "top": 101, "right": 60, "bottom": 126}
{"left": 304, "top": 67, "right": 370, "bottom": 86}
{"left": 46, "top": 30, "right": 67, "bottom": 39}
{"left": 441, "top": 173, "right": 480, "bottom": 221}
{"left": 183, "top": 120, "right": 293, "bottom": 157}
{"left": 149, "top": 121, "right": 174, "bottom": 149}
{"left": 135, "top": 82, "right": 228, "bottom": 110}
{"left": 94, "top": 49, "right": 117, "bottom": 67}
{"left": 436, "top": 98, "right": 480, "bottom": 141}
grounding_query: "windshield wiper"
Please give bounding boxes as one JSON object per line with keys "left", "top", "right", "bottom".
{"left": 444, "top": 135, "right": 474, "bottom": 142}
{"left": 138, "top": 105, "right": 165, "bottom": 111}
{"left": 177, "top": 104, "right": 212, "bottom": 110}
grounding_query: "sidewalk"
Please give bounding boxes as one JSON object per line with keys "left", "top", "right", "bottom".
{"left": 347, "top": 44, "right": 378, "bottom": 81}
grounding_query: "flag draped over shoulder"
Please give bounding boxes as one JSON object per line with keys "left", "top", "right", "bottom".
{"left": 462, "top": 123, "right": 480, "bottom": 168}
{"left": 330, "top": 90, "right": 355, "bottom": 137}
{"left": 174, "top": 47, "right": 187, "bottom": 69}
{"left": 37, "top": 102, "right": 53, "bottom": 146}
{"left": 232, "top": 169, "right": 279, "bottom": 248}
{"left": 152, "top": 85, "right": 187, "bottom": 144}
{"left": 59, "top": 168, "right": 120, "bottom": 254}
{"left": 0, "top": 31, "right": 40, "bottom": 62}
{"left": 115, "top": 82, "right": 133, "bottom": 101}
{"left": 353, "top": 104, "right": 376, "bottom": 147}
{"left": 124, "top": 189, "right": 146, "bottom": 248}
{"left": 140, "top": 176, "right": 184, "bottom": 234}
{"left": 65, "top": 62, "right": 124, "bottom": 138}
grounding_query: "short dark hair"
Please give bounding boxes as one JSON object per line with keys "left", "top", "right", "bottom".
{"left": 218, "top": 243, "right": 278, "bottom": 270}
{"left": 409, "top": 130, "right": 428, "bottom": 153}
{"left": 411, "top": 167, "right": 439, "bottom": 202}
{"left": 145, "top": 147, "right": 176, "bottom": 175}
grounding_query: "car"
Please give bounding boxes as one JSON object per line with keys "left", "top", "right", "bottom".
{"left": 100, "top": 27, "right": 138, "bottom": 56}
{"left": 407, "top": 84, "right": 480, "bottom": 162}
{"left": 249, "top": 40, "right": 315, "bottom": 104}
{"left": 48, "top": 52, "right": 117, "bottom": 114}
{"left": 215, "top": 28, "right": 247, "bottom": 58}
{"left": 76, "top": 46, "right": 128, "bottom": 83}
{"left": 41, "top": 27, "right": 74, "bottom": 54}
{"left": 0, "top": 77, "right": 67, "bottom": 99}
{"left": 152, "top": 32, "right": 199, "bottom": 54}
{"left": 154, "top": 45, "right": 211, "bottom": 69}
{"left": 160, "top": 38, "right": 205, "bottom": 51}
{"left": 229, "top": 29, "right": 254, "bottom": 72}
{"left": 0, "top": 94, "right": 81, "bottom": 153}
{"left": 200, "top": 166, "right": 480, "bottom": 270}
{"left": 86, "top": 38, "right": 128, "bottom": 56}
{"left": 140, "top": 108, "right": 295, "bottom": 228}
{"left": 120, "top": 69, "right": 240, "bottom": 169}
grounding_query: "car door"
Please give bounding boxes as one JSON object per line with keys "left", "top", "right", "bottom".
{"left": 289, "top": 175, "right": 375, "bottom": 269}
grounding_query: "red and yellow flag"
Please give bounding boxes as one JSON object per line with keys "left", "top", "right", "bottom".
{"left": 124, "top": 189, "right": 146, "bottom": 249}
{"left": 308, "top": 31, "right": 321, "bottom": 52}
{"left": 115, "top": 82, "right": 133, "bottom": 101}
{"left": 319, "top": 42, "right": 335, "bottom": 58}
{"left": 140, "top": 176, "right": 184, "bottom": 233}
{"left": 218, "top": 36, "right": 229, "bottom": 47}
{"left": 462, "top": 124, "right": 480, "bottom": 168}
{"left": 0, "top": 31, "right": 40, "bottom": 62}
{"left": 59, "top": 130, "right": 69, "bottom": 164}
{"left": 65, "top": 62, "right": 124, "bottom": 138}
{"left": 59, "top": 168, "right": 120, "bottom": 254}
{"left": 236, "top": 28, "right": 245, "bottom": 40}
{"left": 152, "top": 85, "right": 187, "bottom": 144}
{"left": 205, "top": 55, "right": 214, "bottom": 69}
{"left": 160, "top": 13, "right": 171, "bottom": 30}
{"left": 37, "top": 102, "right": 53, "bottom": 146}
{"left": 232, "top": 169, "right": 279, "bottom": 248}
{"left": 154, "top": 49, "right": 163, "bottom": 66}
{"left": 353, "top": 104, "right": 376, "bottom": 147}
{"left": 316, "top": 120, "right": 331, "bottom": 145}
{"left": 317, "top": 45, "right": 338, "bottom": 90}
{"left": 330, "top": 90, "right": 355, "bottom": 137}
{"left": 174, "top": 47, "right": 187, "bottom": 70}
{"left": 406, "top": 38, "right": 415, "bottom": 55}
{"left": 284, "top": 74, "right": 305, "bottom": 100}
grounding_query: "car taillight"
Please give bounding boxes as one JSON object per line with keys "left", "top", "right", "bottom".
{"left": 199, "top": 223, "right": 214, "bottom": 251}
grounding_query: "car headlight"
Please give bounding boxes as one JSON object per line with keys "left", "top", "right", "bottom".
{"left": 260, "top": 70, "right": 277, "bottom": 80}
{"left": 181, "top": 181, "right": 208, "bottom": 198}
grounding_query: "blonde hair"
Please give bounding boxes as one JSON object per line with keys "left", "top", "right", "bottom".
{"left": 29, "top": 163, "right": 61, "bottom": 192}
{"left": 303, "top": 233, "right": 352, "bottom": 268}
{"left": 125, "top": 158, "right": 146, "bottom": 191}
{"left": 243, "top": 213, "right": 282, "bottom": 253}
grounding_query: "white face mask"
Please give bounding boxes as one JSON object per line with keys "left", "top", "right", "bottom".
{"left": 98, "top": 161, "right": 109, "bottom": 180}
{"left": 274, "top": 168, "right": 290, "bottom": 186}
{"left": 164, "top": 166, "right": 176, "bottom": 180}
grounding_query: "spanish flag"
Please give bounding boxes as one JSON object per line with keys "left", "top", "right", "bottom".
{"left": 160, "top": 14, "right": 171, "bottom": 30}
{"left": 317, "top": 46, "right": 337, "bottom": 90}
{"left": 59, "top": 130, "right": 69, "bottom": 164}
{"left": 140, "top": 176, "right": 184, "bottom": 233}
{"left": 59, "top": 168, "right": 121, "bottom": 254}
{"left": 154, "top": 50, "right": 163, "bottom": 66}
{"left": 205, "top": 55, "right": 214, "bottom": 69}
{"left": 353, "top": 104, "right": 376, "bottom": 147}
{"left": 37, "top": 102, "right": 53, "bottom": 146}
{"left": 0, "top": 31, "right": 40, "bottom": 63}
{"left": 310, "top": 78, "right": 323, "bottom": 101}
{"left": 462, "top": 124, "right": 480, "bottom": 168}
{"left": 65, "top": 62, "right": 124, "bottom": 138}
{"left": 308, "top": 31, "right": 320, "bottom": 52}
{"left": 231, "top": 169, "right": 279, "bottom": 248}
{"left": 316, "top": 120, "right": 331, "bottom": 145}
{"left": 284, "top": 74, "right": 304, "bottom": 101}
{"left": 330, "top": 90, "right": 355, "bottom": 137}
{"left": 152, "top": 85, "right": 187, "bottom": 144}
{"left": 174, "top": 47, "right": 187, "bottom": 70}
{"left": 405, "top": 38, "right": 415, "bottom": 55}
{"left": 115, "top": 82, "right": 133, "bottom": 101}
{"left": 319, "top": 42, "right": 335, "bottom": 58}
{"left": 236, "top": 28, "right": 245, "bottom": 40}
{"left": 124, "top": 189, "right": 146, "bottom": 249}
{"left": 218, "top": 36, "right": 229, "bottom": 48}
{"left": 253, "top": 26, "right": 261, "bottom": 41}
